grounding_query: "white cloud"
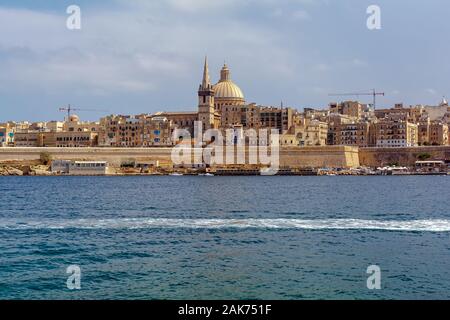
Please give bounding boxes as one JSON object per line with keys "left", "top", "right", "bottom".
{"left": 0, "top": 2, "right": 299, "bottom": 99}
{"left": 2, "top": 0, "right": 443, "bottom": 119}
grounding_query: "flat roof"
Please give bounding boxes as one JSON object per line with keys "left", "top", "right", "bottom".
{"left": 72, "top": 161, "right": 107, "bottom": 164}
{"left": 155, "top": 111, "right": 197, "bottom": 115}
{"left": 415, "top": 160, "right": 445, "bottom": 164}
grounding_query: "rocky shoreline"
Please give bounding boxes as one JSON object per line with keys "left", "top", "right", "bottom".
{"left": 1, "top": 161, "right": 448, "bottom": 177}
{"left": 0, "top": 164, "right": 52, "bottom": 176}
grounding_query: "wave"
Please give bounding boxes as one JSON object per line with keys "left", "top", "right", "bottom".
{"left": 0, "top": 218, "right": 449, "bottom": 232}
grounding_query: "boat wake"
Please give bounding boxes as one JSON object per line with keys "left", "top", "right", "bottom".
{"left": 0, "top": 218, "right": 450, "bottom": 232}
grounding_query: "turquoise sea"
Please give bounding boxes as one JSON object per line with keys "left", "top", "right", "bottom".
{"left": 0, "top": 176, "right": 449, "bottom": 299}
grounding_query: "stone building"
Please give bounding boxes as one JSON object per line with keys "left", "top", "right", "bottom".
{"left": 13, "top": 131, "right": 98, "bottom": 147}
{"left": 418, "top": 118, "right": 431, "bottom": 146}
{"left": 63, "top": 114, "right": 100, "bottom": 133}
{"left": 13, "top": 132, "right": 41, "bottom": 147}
{"left": 153, "top": 111, "right": 198, "bottom": 135}
{"left": 374, "top": 119, "right": 418, "bottom": 147}
{"left": 0, "top": 123, "right": 14, "bottom": 147}
{"left": 53, "top": 131, "right": 98, "bottom": 147}
{"left": 375, "top": 104, "right": 410, "bottom": 122}
{"left": 259, "top": 106, "right": 294, "bottom": 133}
{"left": 329, "top": 122, "right": 371, "bottom": 147}
{"left": 46, "top": 121, "right": 64, "bottom": 132}
{"left": 98, "top": 114, "right": 172, "bottom": 147}
{"left": 429, "top": 122, "right": 449, "bottom": 145}
{"left": 329, "top": 101, "right": 374, "bottom": 120}
{"left": 240, "top": 103, "right": 260, "bottom": 129}
{"left": 326, "top": 113, "right": 373, "bottom": 147}
{"left": 282, "top": 118, "right": 328, "bottom": 147}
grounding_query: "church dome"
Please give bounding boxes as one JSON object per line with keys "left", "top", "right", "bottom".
{"left": 69, "top": 114, "right": 80, "bottom": 122}
{"left": 213, "top": 64, "right": 245, "bottom": 100}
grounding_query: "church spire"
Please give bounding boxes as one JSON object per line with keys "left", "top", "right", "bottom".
{"left": 201, "top": 56, "right": 211, "bottom": 89}
{"left": 198, "top": 56, "right": 215, "bottom": 130}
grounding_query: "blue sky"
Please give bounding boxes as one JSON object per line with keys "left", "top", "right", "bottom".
{"left": 1, "top": 0, "right": 450, "bottom": 121}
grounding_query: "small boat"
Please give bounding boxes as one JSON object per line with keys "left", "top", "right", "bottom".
{"left": 198, "top": 173, "right": 214, "bottom": 176}
{"left": 170, "top": 173, "right": 183, "bottom": 176}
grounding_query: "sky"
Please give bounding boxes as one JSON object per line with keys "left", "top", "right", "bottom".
{"left": 1, "top": 0, "right": 450, "bottom": 121}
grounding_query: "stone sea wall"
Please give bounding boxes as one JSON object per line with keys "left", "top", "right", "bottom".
{"left": 0, "top": 146, "right": 360, "bottom": 168}
{"left": 2, "top": 146, "right": 449, "bottom": 169}
{"left": 359, "top": 146, "right": 450, "bottom": 167}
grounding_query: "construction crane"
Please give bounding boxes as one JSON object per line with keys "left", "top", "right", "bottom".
{"left": 59, "top": 104, "right": 108, "bottom": 120}
{"left": 328, "top": 89, "right": 385, "bottom": 109}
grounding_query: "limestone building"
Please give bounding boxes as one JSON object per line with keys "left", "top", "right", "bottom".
{"left": 374, "top": 119, "right": 418, "bottom": 148}
{"left": 63, "top": 114, "right": 100, "bottom": 133}
{"left": 0, "top": 123, "right": 14, "bottom": 147}
{"left": 282, "top": 117, "right": 328, "bottom": 147}
{"left": 98, "top": 114, "right": 172, "bottom": 147}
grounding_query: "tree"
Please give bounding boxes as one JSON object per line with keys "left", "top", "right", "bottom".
{"left": 40, "top": 152, "right": 52, "bottom": 165}
{"left": 417, "top": 153, "right": 431, "bottom": 161}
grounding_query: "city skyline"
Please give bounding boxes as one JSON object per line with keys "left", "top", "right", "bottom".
{"left": 2, "top": 1, "right": 450, "bottom": 306}
{"left": 1, "top": 0, "right": 450, "bottom": 121}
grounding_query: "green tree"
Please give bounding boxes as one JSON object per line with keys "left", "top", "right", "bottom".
{"left": 417, "top": 153, "right": 431, "bottom": 161}
{"left": 40, "top": 152, "right": 52, "bottom": 165}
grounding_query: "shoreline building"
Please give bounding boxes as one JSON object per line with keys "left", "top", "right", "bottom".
{"left": 52, "top": 160, "right": 108, "bottom": 175}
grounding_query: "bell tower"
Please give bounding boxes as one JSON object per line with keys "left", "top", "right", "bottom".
{"left": 198, "top": 57, "right": 215, "bottom": 130}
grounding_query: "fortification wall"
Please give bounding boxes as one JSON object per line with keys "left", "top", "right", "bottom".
{"left": 0, "top": 147, "right": 174, "bottom": 167}
{"left": 359, "top": 146, "right": 450, "bottom": 167}
{"left": 0, "top": 146, "right": 361, "bottom": 168}
{"left": 280, "top": 146, "right": 360, "bottom": 168}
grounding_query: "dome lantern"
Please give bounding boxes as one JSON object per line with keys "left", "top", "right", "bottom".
{"left": 220, "top": 64, "right": 231, "bottom": 82}
{"left": 213, "top": 63, "right": 245, "bottom": 101}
